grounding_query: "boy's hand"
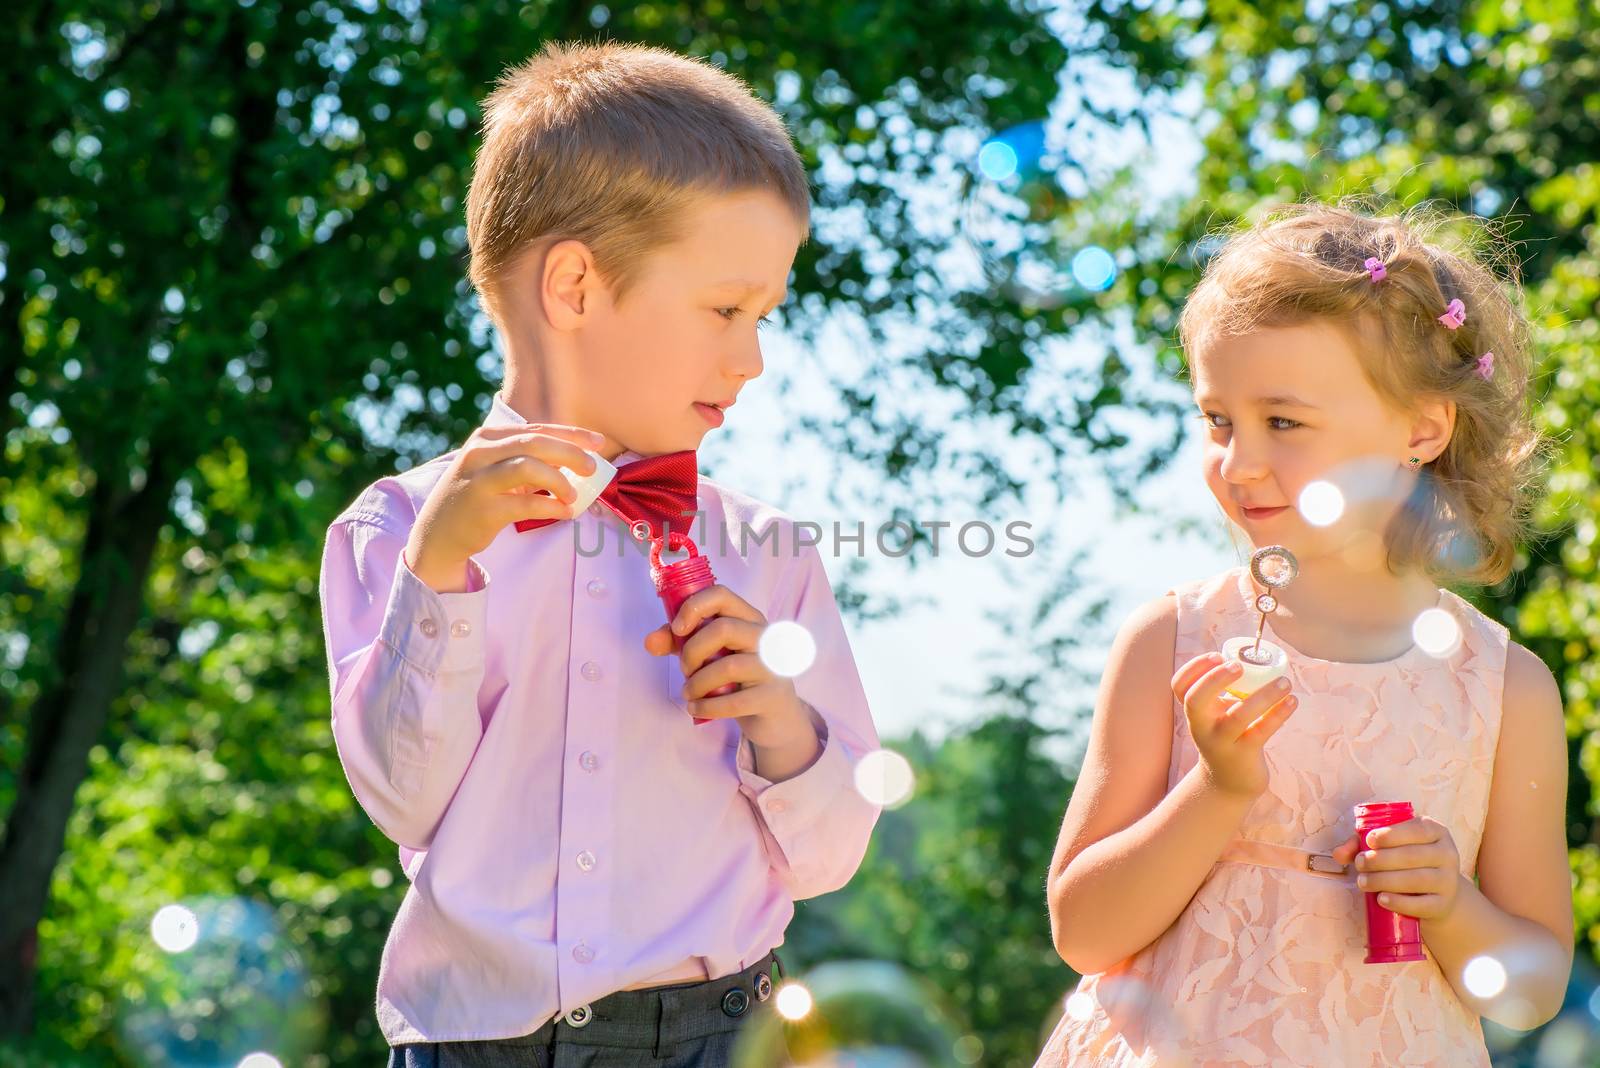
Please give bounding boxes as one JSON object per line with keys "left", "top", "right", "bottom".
{"left": 404, "top": 422, "right": 605, "bottom": 592}
{"left": 643, "top": 585, "right": 816, "bottom": 752}
{"left": 1173, "top": 651, "right": 1299, "bottom": 800}
{"left": 1331, "top": 817, "right": 1463, "bottom": 922}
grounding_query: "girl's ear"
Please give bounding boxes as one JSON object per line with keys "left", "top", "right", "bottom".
{"left": 1405, "top": 396, "right": 1456, "bottom": 463}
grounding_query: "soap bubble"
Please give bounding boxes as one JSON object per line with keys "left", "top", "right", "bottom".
{"left": 1464, "top": 955, "right": 1509, "bottom": 998}
{"left": 976, "top": 120, "right": 1046, "bottom": 182}
{"left": 119, "top": 895, "right": 325, "bottom": 1068}
{"left": 1297, "top": 480, "right": 1345, "bottom": 527}
{"left": 760, "top": 621, "right": 818, "bottom": 678}
{"left": 1411, "top": 607, "right": 1462, "bottom": 659}
{"left": 1480, "top": 944, "right": 1600, "bottom": 1061}
{"left": 1070, "top": 246, "right": 1117, "bottom": 292}
{"left": 777, "top": 981, "right": 815, "bottom": 1021}
{"left": 1037, "top": 977, "right": 1192, "bottom": 1067}
{"left": 854, "top": 749, "right": 915, "bottom": 808}
{"left": 732, "top": 960, "right": 965, "bottom": 1068}
{"left": 151, "top": 904, "right": 201, "bottom": 953}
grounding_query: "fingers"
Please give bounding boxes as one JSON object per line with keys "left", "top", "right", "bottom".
{"left": 643, "top": 625, "right": 676, "bottom": 657}
{"left": 1372, "top": 892, "right": 1452, "bottom": 919}
{"left": 1210, "top": 675, "right": 1295, "bottom": 744}
{"left": 1181, "top": 659, "right": 1249, "bottom": 724}
{"left": 1363, "top": 818, "right": 1441, "bottom": 849}
{"left": 687, "top": 680, "right": 778, "bottom": 721}
{"left": 1171, "top": 653, "right": 1223, "bottom": 700}
{"left": 1233, "top": 691, "right": 1298, "bottom": 745}
{"left": 463, "top": 430, "right": 603, "bottom": 483}
{"left": 1355, "top": 867, "right": 1452, "bottom": 896}
{"left": 670, "top": 585, "right": 765, "bottom": 639}
{"left": 683, "top": 652, "right": 768, "bottom": 701}
{"left": 1355, "top": 843, "right": 1450, "bottom": 874}
{"left": 472, "top": 422, "right": 605, "bottom": 448}
{"left": 1330, "top": 835, "right": 1363, "bottom": 866}
{"left": 680, "top": 617, "right": 763, "bottom": 675}
{"left": 490, "top": 485, "right": 576, "bottom": 527}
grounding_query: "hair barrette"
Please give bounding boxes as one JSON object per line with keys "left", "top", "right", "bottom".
{"left": 1475, "top": 351, "right": 1495, "bottom": 381}
{"left": 1363, "top": 257, "right": 1387, "bottom": 282}
{"left": 1438, "top": 298, "right": 1466, "bottom": 330}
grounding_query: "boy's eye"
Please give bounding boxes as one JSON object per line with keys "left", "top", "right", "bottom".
{"left": 1199, "top": 412, "right": 1301, "bottom": 431}
{"left": 716, "top": 307, "right": 774, "bottom": 329}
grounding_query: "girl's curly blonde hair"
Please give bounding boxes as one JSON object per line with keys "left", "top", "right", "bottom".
{"left": 1178, "top": 201, "right": 1546, "bottom": 587}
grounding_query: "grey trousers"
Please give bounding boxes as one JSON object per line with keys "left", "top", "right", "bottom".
{"left": 386, "top": 953, "right": 782, "bottom": 1067}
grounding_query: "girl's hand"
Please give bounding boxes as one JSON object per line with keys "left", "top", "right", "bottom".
{"left": 1332, "top": 817, "right": 1463, "bottom": 922}
{"left": 1172, "top": 651, "right": 1299, "bottom": 800}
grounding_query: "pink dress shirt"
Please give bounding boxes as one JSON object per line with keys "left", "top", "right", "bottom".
{"left": 318, "top": 392, "right": 882, "bottom": 1044}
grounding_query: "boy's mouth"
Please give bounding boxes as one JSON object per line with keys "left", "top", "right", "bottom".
{"left": 694, "top": 402, "right": 727, "bottom": 428}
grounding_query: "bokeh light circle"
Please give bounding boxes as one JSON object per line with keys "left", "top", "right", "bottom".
{"left": 760, "top": 621, "right": 818, "bottom": 678}
{"left": 1070, "top": 246, "right": 1117, "bottom": 292}
{"left": 1411, "top": 607, "right": 1462, "bottom": 659}
{"left": 855, "top": 749, "right": 916, "bottom": 808}
{"left": 1297, "top": 480, "right": 1346, "bottom": 527}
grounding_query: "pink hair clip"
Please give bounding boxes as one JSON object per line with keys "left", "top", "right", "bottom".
{"left": 1438, "top": 298, "right": 1466, "bottom": 330}
{"left": 1475, "top": 351, "right": 1495, "bottom": 381}
{"left": 1364, "top": 257, "right": 1387, "bottom": 282}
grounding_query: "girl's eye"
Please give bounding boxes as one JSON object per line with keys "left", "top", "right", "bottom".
{"left": 1199, "top": 412, "right": 1301, "bottom": 431}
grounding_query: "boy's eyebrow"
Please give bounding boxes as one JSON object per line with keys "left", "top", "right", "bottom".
{"left": 711, "top": 278, "right": 787, "bottom": 305}
{"left": 1193, "top": 392, "right": 1320, "bottom": 409}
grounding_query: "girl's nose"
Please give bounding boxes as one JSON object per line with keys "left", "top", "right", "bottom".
{"left": 1219, "top": 440, "right": 1269, "bottom": 483}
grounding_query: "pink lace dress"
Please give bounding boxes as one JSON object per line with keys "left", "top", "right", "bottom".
{"left": 1038, "top": 566, "right": 1508, "bottom": 1066}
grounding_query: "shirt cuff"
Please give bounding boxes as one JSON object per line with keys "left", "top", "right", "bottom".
{"left": 377, "top": 552, "right": 490, "bottom": 675}
{"left": 735, "top": 716, "right": 851, "bottom": 830}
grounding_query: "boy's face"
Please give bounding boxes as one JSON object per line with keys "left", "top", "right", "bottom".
{"left": 1190, "top": 320, "right": 1449, "bottom": 567}
{"left": 533, "top": 189, "right": 804, "bottom": 459}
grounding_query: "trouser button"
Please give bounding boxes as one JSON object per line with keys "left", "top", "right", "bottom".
{"left": 722, "top": 988, "right": 750, "bottom": 1017}
{"left": 755, "top": 973, "right": 773, "bottom": 1001}
{"left": 564, "top": 1004, "right": 593, "bottom": 1028}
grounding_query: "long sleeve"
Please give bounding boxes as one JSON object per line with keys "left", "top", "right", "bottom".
{"left": 735, "top": 540, "right": 883, "bottom": 899}
{"left": 319, "top": 498, "right": 491, "bottom": 853}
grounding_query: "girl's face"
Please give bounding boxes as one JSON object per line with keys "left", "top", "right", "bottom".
{"left": 1190, "top": 319, "right": 1432, "bottom": 563}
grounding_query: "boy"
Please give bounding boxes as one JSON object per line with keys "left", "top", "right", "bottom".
{"left": 318, "top": 40, "right": 882, "bottom": 1066}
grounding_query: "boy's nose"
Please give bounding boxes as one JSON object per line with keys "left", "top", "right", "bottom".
{"left": 728, "top": 336, "right": 764, "bottom": 381}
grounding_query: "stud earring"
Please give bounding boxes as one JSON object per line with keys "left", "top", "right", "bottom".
{"left": 1408, "top": 456, "right": 1422, "bottom": 467}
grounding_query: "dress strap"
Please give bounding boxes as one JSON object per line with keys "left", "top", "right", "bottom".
{"left": 1217, "top": 837, "right": 1352, "bottom": 882}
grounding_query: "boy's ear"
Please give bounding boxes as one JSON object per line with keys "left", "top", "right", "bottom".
{"left": 542, "top": 238, "right": 596, "bottom": 330}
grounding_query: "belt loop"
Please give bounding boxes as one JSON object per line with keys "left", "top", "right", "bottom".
{"left": 652, "top": 987, "right": 669, "bottom": 1060}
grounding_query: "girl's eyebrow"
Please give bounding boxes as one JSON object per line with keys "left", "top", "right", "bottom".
{"left": 1194, "top": 393, "right": 1320, "bottom": 410}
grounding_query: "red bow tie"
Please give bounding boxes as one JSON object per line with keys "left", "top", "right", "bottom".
{"left": 513, "top": 450, "right": 699, "bottom": 541}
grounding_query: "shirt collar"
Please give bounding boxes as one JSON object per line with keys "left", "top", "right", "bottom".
{"left": 486, "top": 390, "right": 644, "bottom": 465}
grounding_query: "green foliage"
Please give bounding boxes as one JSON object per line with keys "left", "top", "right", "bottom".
{"left": 788, "top": 717, "right": 1077, "bottom": 1066}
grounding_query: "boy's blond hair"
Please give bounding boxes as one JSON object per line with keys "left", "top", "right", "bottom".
{"left": 466, "top": 41, "right": 811, "bottom": 323}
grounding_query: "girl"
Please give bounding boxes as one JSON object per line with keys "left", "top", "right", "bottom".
{"left": 1038, "top": 203, "right": 1574, "bottom": 1066}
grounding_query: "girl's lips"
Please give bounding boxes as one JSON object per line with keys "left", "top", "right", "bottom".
{"left": 694, "top": 402, "right": 725, "bottom": 428}
{"left": 1241, "top": 505, "right": 1289, "bottom": 521}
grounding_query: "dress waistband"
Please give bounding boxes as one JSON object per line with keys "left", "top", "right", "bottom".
{"left": 1217, "top": 837, "right": 1352, "bottom": 882}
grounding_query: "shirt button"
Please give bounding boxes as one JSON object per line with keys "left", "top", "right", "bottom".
{"left": 449, "top": 619, "right": 471, "bottom": 638}
{"left": 587, "top": 578, "right": 607, "bottom": 598}
{"left": 576, "top": 850, "right": 597, "bottom": 872}
{"left": 572, "top": 944, "right": 595, "bottom": 964}
{"left": 418, "top": 618, "right": 438, "bottom": 638}
{"left": 580, "top": 660, "right": 603, "bottom": 682}
{"left": 579, "top": 751, "right": 600, "bottom": 772}
{"left": 768, "top": 799, "right": 789, "bottom": 815}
